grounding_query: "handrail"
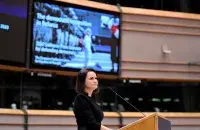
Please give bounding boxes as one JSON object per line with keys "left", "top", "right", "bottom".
{"left": 1, "top": 109, "right": 200, "bottom": 118}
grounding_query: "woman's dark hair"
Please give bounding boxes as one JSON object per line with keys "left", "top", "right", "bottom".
{"left": 75, "top": 68, "right": 99, "bottom": 94}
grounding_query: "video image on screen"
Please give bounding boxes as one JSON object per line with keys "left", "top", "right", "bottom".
{"left": 32, "top": 1, "right": 120, "bottom": 74}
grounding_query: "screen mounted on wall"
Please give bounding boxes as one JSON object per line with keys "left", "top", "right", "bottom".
{"left": 0, "top": 0, "right": 28, "bottom": 66}
{"left": 31, "top": 0, "right": 121, "bottom": 75}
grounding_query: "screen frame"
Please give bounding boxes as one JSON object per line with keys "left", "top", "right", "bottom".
{"left": 0, "top": 0, "right": 29, "bottom": 67}
{"left": 29, "top": 0, "right": 121, "bottom": 76}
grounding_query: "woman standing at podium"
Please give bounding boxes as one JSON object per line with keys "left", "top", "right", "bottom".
{"left": 73, "top": 68, "right": 113, "bottom": 130}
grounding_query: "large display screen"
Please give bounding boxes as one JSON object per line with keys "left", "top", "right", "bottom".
{"left": 0, "top": 0, "right": 28, "bottom": 65}
{"left": 31, "top": 0, "right": 121, "bottom": 74}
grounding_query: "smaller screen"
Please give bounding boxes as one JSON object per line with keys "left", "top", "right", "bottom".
{"left": 0, "top": 0, "right": 27, "bottom": 65}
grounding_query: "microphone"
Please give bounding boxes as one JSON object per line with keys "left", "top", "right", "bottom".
{"left": 108, "top": 87, "right": 146, "bottom": 117}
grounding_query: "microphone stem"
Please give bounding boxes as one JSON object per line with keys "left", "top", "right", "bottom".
{"left": 109, "top": 87, "right": 146, "bottom": 117}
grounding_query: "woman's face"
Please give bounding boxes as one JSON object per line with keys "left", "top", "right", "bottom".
{"left": 85, "top": 71, "right": 98, "bottom": 91}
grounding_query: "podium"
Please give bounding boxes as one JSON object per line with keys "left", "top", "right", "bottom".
{"left": 118, "top": 113, "right": 171, "bottom": 130}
